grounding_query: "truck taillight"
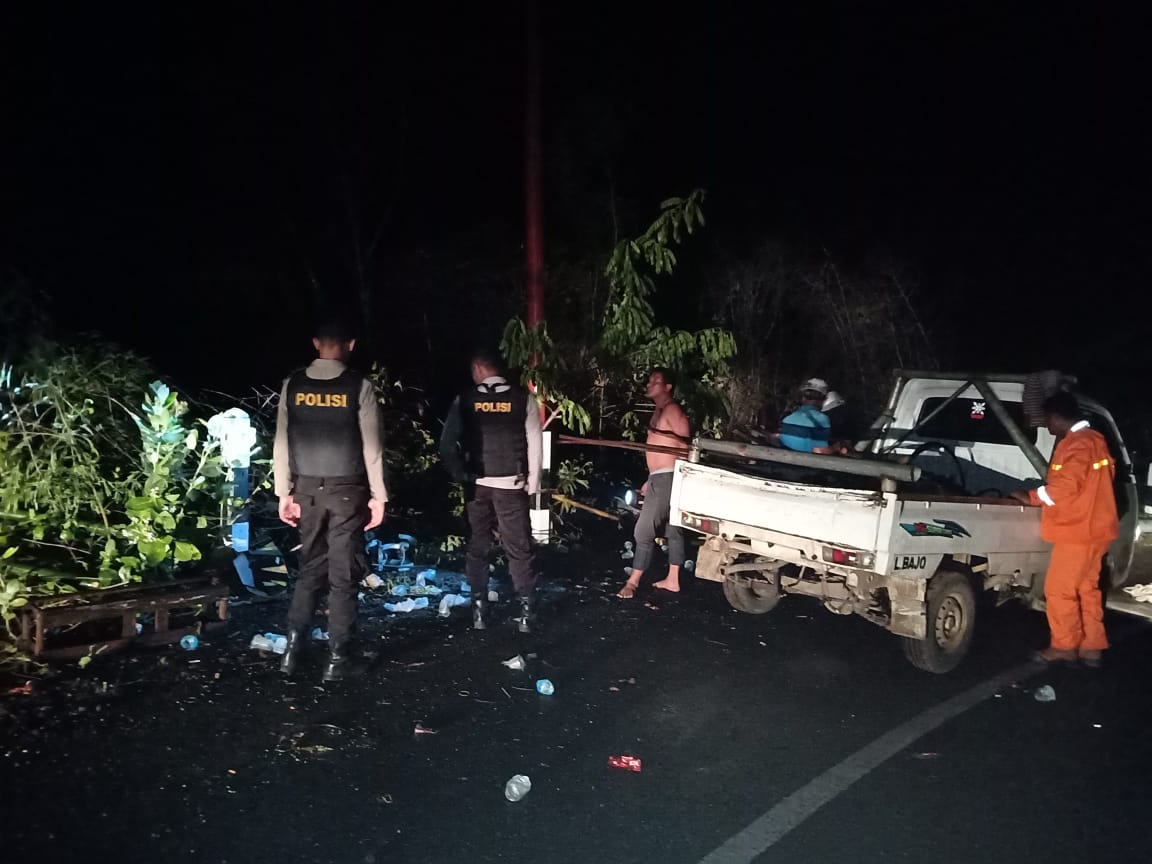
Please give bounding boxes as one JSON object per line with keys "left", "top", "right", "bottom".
{"left": 681, "top": 513, "right": 719, "bottom": 534}
{"left": 821, "top": 546, "right": 874, "bottom": 568}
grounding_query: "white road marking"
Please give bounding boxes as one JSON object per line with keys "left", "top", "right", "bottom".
{"left": 697, "top": 662, "right": 1037, "bottom": 864}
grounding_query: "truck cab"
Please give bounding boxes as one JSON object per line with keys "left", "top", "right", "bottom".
{"left": 672, "top": 370, "right": 1142, "bottom": 672}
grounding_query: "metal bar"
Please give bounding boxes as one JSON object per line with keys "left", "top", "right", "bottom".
{"left": 971, "top": 379, "right": 1050, "bottom": 477}
{"left": 894, "top": 369, "right": 1034, "bottom": 384}
{"left": 556, "top": 434, "right": 689, "bottom": 458}
{"left": 551, "top": 494, "right": 620, "bottom": 521}
{"left": 879, "top": 379, "right": 973, "bottom": 454}
{"left": 854, "top": 371, "right": 904, "bottom": 454}
{"left": 692, "top": 438, "right": 921, "bottom": 482}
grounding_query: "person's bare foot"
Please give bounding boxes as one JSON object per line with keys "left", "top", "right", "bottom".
{"left": 652, "top": 578, "right": 680, "bottom": 593}
{"left": 617, "top": 578, "right": 641, "bottom": 599}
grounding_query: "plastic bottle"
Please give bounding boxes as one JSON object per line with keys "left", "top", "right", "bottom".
{"left": 535, "top": 678, "right": 555, "bottom": 696}
{"left": 180, "top": 634, "right": 199, "bottom": 651}
{"left": 504, "top": 774, "right": 532, "bottom": 802}
{"left": 250, "top": 634, "right": 274, "bottom": 652}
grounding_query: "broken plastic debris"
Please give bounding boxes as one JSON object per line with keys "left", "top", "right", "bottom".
{"left": 535, "top": 678, "right": 555, "bottom": 696}
{"left": 504, "top": 774, "right": 531, "bottom": 802}
{"left": 5, "top": 682, "right": 34, "bottom": 696}
{"left": 502, "top": 655, "right": 527, "bottom": 670}
{"left": 180, "top": 635, "right": 199, "bottom": 651}
{"left": 311, "top": 627, "right": 329, "bottom": 641}
{"left": 621, "top": 541, "right": 634, "bottom": 561}
{"left": 362, "top": 573, "right": 385, "bottom": 590}
{"left": 414, "top": 723, "right": 438, "bottom": 735}
{"left": 250, "top": 633, "right": 288, "bottom": 654}
{"left": 488, "top": 590, "right": 499, "bottom": 603}
{"left": 438, "top": 594, "right": 470, "bottom": 617}
{"left": 608, "top": 755, "right": 642, "bottom": 772}
{"left": 384, "top": 597, "right": 429, "bottom": 613}
{"left": 1122, "top": 583, "right": 1152, "bottom": 603}
{"left": 416, "top": 568, "right": 437, "bottom": 585}
{"left": 1034, "top": 685, "right": 1056, "bottom": 702}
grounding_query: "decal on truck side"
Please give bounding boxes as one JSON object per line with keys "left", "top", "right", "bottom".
{"left": 899, "top": 519, "right": 972, "bottom": 539}
{"left": 894, "top": 555, "right": 928, "bottom": 570}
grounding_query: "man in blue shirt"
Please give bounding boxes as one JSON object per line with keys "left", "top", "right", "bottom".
{"left": 775, "top": 378, "right": 832, "bottom": 452}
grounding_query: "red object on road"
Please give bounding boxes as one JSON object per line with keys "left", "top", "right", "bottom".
{"left": 608, "top": 755, "right": 642, "bottom": 772}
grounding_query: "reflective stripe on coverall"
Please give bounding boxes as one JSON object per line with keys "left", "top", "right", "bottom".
{"left": 1028, "top": 422, "right": 1120, "bottom": 652}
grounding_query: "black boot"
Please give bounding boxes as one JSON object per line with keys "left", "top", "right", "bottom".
{"left": 517, "top": 595, "right": 536, "bottom": 634}
{"left": 280, "top": 630, "right": 306, "bottom": 676}
{"left": 322, "top": 643, "right": 350, "bottom": 682}
{"left": 472, "top": 597, "right": 488, "bottom": 631}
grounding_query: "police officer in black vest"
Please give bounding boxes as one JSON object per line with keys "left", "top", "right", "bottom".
{"left": 273, "top": 317, "right": 388, "bottom": 681}
{"left": 440, "top": 350, "right": 542, "bottom": 632}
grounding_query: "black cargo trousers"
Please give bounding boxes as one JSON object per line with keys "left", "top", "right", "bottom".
{"left": 286, "top": 475, "right": 370, "bottom": 646}
{"left": 465, "top": 485, "right": 536, "bottom": 597}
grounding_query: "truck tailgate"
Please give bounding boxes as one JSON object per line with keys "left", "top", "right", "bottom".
{"left": 671, "top": 461, "right": 885, "bottom": 549}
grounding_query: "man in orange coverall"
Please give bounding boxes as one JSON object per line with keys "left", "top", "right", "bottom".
{"left": 1012, "top": 392, "right": 1119, "bottom": 668}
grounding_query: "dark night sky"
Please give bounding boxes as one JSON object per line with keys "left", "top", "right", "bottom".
{"left": 2, "top": 3, "right": 1149, "bottom": 417}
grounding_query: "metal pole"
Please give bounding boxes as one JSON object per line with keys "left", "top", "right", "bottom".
{"left": 524, "top": 0, "right": 550, "bottom": 543}
{"left": 971, "top": 379, "right": 1050, "bottom": 477}
{"left": 693, "top": 438, "right": 922, "bottom": 483}
{"left": 524, "top": 0, "right": 544, "bottom": 334}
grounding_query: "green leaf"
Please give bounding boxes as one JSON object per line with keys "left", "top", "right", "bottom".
{"left": 2, "top": 546, "right": 17, "bottom": 559}
{"left": 157, "top": 511, "right": 177, "bottom": 532}
{"left": 126, "top": 496, "right": 153, "bottom": 512}
{"left": 78, "top": 655, "right": 92, "bottom": 669}
{"left": 173, "top": 541, "right": 200, "bottom": 563}
{"left": 137, "top": 539, "right": 169, "bottom": 566}
{"left": 196, "top": 516, "right": 208, "bottom": 529}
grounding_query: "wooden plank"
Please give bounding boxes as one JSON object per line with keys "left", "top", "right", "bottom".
{"left": 32, "top": 589, "right": 228, "bottom": 625}
{"left": 154, "top": 607, "right": 170, "bottom": 633}
{"left": 33, "top": 608, "right": 45, "bottom": 656}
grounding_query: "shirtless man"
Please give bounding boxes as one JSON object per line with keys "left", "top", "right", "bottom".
{"left": 617, "top": 368, "right": 692, "bottom": 598}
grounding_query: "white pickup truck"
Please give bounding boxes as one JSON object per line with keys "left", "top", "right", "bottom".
{"left": 671, "top": 371, "right": 1141, "bottom": 672}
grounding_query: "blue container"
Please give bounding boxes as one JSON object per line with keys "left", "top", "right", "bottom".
{"left": 180, "top": 634, "right": 199, "bottom": 651}
{"left": 535, "top": 678, "right": 555, "bottom": 696}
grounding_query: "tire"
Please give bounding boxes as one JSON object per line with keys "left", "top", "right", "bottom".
{"left": 902, "top": 569, "right": 977, "bottom": 674}
{"left": 722, "top": 568, "right": 782, "bottom": 614}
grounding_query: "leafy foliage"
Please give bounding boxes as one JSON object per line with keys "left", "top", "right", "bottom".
{"left": 0, "top": 345, "right": 233, "bottom": 634}
{"left": 501, "top": 191, "right": 735, "bottom": 443}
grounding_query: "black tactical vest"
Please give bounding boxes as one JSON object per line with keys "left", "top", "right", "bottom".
{"left": 460, "top": 382, "right": 529, "bottom": 478}
{"left": 285, "top": 369, "right": 365, "bottom": 478}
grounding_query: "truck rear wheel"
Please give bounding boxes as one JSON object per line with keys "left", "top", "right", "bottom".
{"left": 902, "top": 569, "right": 976, "bottom": 673}
{"left": 722, "top": 568, "right": 781, "bottom": 614}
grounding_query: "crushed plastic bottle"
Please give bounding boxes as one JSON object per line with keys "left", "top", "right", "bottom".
{"left": 488, "top": 590, "right": 500, "bottom": 603}
{"left": 384, "top": 597, "right": 429, "bottom": 613}
{"left": 504, "top": 774, "right": 532, "bottom": 802}
{"left": 250, "top": 633, "right": 288, "bottom": 654}
{"left": 438, "top": 594, "right": 470, "bottom": 617}
{"left": 1034, "top": 685, "right": 1056, "bottom": 702}
{"left": 535, "top": 678, "right": 555, "bottom": 696}
{"left": 311, "top": 627, "right": 330, "bottom": 641}
{"left": 608, "top": 755, "right": 643, "bottom": 772}
{"left": 683, "top": 559, "right": 695, "bottom": 572}
{"left": 179, "top": 634, "right": 199, "bottom": 651}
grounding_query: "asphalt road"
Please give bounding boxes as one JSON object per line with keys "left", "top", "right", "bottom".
{"left": 2, "top": 530, "right": 1151, "bottom": 864}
